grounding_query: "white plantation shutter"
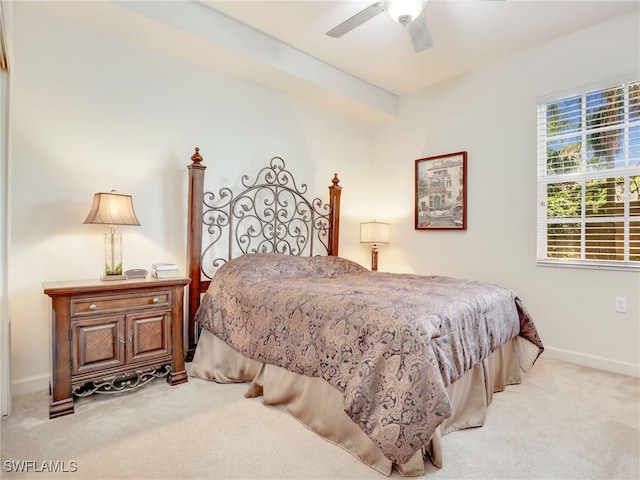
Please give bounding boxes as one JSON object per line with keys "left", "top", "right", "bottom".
{"left": 536, "top": 77, "right": 640, "bottom": 271}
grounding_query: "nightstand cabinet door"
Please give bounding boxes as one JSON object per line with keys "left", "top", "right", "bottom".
{"left": 126, "top": 311, "right": 171, "bottom": 364}
{"left": 71, "top": 315, "right": 126, "bottom": 375}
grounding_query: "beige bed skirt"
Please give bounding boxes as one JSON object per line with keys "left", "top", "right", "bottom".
{"left": 190, "top": 330, "right": 540, "bottom": 476}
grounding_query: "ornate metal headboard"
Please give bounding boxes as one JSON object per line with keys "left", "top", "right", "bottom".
{"left": 185, "top": 148, "right": 342, "bottom": 359}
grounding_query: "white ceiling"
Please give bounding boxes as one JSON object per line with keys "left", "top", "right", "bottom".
{"left": 203, "top": 0, "right": 640, "bottom": 96}
{"left": 48, "top": 1, "right": 640, "bottom": 124}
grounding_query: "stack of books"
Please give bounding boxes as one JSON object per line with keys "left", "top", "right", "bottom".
{"left": 151, "top": 263, "right": 180, "bottom": 278}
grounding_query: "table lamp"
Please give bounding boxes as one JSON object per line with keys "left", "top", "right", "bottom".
{"left": 360, "top": 221, "right": 390, "bottom": 272}
{"left": 84, "top": 190, "right": 140, "bottom": 280}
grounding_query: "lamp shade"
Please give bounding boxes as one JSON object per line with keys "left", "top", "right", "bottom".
{"left": 360, "top": 221, "right": 390, "bottom": 245}
{"left": 83, "top": 191, "right": 140, "bottom": 226}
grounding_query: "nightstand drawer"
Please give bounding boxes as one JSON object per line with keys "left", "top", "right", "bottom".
{"left": 71, "top": 291, "right": 172, "bottom": 316}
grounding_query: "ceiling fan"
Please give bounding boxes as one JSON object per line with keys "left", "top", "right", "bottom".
{"left": 326, "top": 0, "right": 434, "bottom": 53}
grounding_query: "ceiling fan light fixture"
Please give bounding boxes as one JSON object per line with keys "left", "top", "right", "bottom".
{"left": 383, "top": 0, "right": 428, "bottom": 25}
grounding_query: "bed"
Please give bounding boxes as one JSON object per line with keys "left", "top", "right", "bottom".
{"left": 185, "top": 148, "right": 544, "bottom": 476}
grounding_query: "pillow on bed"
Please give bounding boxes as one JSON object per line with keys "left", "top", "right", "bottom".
{"left": 220, "top": 253, "right": 367, "bottom": 282}
{"left": 307, "top": 255, "right": 368, "bottom": 276}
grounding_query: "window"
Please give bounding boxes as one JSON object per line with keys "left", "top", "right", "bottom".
{"left": 537, "top": 78, "right": 640, "bottom": 271}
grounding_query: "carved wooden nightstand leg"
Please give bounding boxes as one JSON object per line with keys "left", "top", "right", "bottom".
{"left": 168, "top": 369, "right": 188, "bottom": 385}
{"left": 49, "top": 397, "right": 74, "bottom": 419}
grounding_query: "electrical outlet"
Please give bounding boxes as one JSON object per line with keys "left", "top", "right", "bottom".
{"left": 615, "top": 297, "right": 627, "bottom": 313}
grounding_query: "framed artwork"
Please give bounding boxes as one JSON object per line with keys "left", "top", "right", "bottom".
{"left": 415, "top": 151, "right": 467, "bottom": 230}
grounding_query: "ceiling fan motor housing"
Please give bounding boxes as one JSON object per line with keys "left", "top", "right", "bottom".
{"left": 383, "top": 0, "right": 428, "bottom": 24}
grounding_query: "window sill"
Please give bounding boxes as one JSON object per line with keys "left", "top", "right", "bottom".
{"left": 537, "top": 259, "right": 640, "bottom": 272}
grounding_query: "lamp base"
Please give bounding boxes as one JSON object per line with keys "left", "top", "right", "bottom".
{"left": 101, "top": 274, "right": 126, "bottom": 281}
{"left": 371, "top": 246, "right": 379, "bottom": 272}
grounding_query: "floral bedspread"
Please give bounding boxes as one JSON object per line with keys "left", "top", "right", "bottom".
{"left": 195, "top": 253, "right": 543, "bottom": 465}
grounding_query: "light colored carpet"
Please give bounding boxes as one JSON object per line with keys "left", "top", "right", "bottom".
{"left": 1, "top": 357, "right": 638, "bottom": 479}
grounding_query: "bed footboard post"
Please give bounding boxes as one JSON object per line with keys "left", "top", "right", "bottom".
{"left": 328, "top": 173, "right": 341, "bottom": 256}
{"left": 186, "top": 147, "right": 206, "bottom": 361}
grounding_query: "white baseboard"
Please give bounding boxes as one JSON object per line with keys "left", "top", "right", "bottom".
{"left": 544, "top": 347, "right": 640, "bottom": 378}
{"left": 12, "top": 374, "right": 49, "bottom": 396}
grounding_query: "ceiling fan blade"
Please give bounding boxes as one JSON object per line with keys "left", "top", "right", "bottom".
{"left": 326, "top": 1, "right": 384, "bottom": 38}
{"left": 406, "top": 9, "right": 433, "bottom": 52}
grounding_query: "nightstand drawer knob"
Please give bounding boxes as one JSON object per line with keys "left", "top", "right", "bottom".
{"left": 152, "top": 297, "right": 159, "bottom": 304}
{"left": 88, "top": 304, "right": 97, "bottom": 310}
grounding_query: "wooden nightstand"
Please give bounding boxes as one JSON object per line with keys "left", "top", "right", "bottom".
{"left": 43, "top": 276, "right": 190, "bottom": 419}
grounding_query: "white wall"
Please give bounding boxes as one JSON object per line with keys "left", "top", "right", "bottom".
{"left": 8, "top": 2, "right": 373, "bottom": 394}
{"left": 371, "top": 12, "right": 640, "bottom": 376}
{"left": 8, "top": 3, "right": 640, "bottom": 397}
